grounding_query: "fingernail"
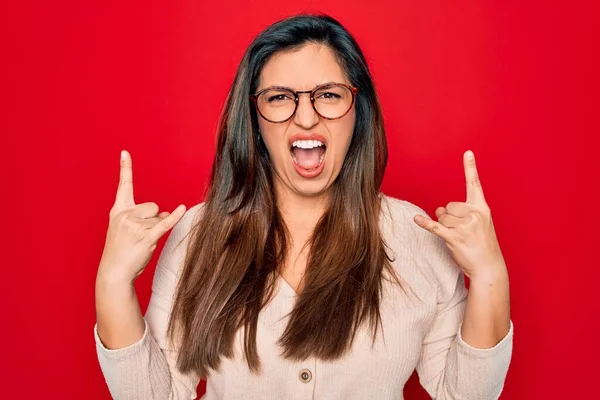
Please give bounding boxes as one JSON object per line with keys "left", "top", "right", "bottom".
{"left": 465, "top": 150, "right": 474, "bottom": 160}
{"left": 121, "top": 150, "right": 126, "bottom": 159}
{"left": 415, "top": 215, "right": 424, "bottom": 224}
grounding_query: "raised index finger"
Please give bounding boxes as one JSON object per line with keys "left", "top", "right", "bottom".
{"left": 115, "top": 150, "right": 135, "bottom": 208}
{"left": 463, "top": 150, "right": 486, "bottom": 205}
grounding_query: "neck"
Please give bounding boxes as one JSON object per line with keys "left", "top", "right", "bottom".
{"left": 275, "top": 186, "right": 329, "bottom": 239}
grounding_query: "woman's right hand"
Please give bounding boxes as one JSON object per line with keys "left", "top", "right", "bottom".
{"left": 97, "top": 150, "right": 186, "bottom": 285}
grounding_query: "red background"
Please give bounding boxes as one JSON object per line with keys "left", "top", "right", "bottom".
{"left": 1, "top": 1, "right": 598, "bottom": 398}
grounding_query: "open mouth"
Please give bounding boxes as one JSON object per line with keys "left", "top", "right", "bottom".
{"left": 289, "top": 138, "right": 327, "bottom": 178}
{"left": 290, "top": 140, "right": 325, "bottom": 169}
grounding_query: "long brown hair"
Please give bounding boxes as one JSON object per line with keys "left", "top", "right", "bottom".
{"left": 168, "top": 13, "right": 397, "bottom": 377}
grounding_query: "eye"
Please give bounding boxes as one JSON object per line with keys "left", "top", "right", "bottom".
{"left": 267, "top": 94, "right": 293, "bottom": 103}
{"left": 317, "top": 92, "right": 341, "bottom": 99}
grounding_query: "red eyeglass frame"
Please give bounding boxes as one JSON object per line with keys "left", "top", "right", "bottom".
{"left": 249, "top": 82, "right": 359, "bottom": 123}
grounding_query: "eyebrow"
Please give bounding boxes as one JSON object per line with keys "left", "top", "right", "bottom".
{"left": 258, "top": 81, "right": 344, "bottom": 92}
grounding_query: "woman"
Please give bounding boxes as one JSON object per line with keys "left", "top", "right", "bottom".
{"left": 95, "top": 14, "right": 513, "bottom": 400}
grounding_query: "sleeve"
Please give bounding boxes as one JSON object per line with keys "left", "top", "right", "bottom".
{"left": 94, "top": 205, "right": 202, "bottom": 400}
{"left": 413, "top": 209, "right": 514, "bottom": 400}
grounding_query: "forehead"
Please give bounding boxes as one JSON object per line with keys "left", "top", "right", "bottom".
{"left": 257, "top": 43, "right": 349, "bottom": 90}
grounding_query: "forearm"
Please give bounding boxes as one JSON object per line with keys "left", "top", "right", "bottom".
{"left": 95, "top": 271, "right": 145, "bottom": 349}
{"left": 461, "top": 265, "right": 511, "bottom": 348}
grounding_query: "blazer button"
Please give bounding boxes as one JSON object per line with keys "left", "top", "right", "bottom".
{"left": 298, "top": 368, "right": 312, "bottom": 383}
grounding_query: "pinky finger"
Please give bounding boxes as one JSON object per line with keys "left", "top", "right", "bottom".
{"left": 146, "top": 204, "right": 187, "bottom": 245}
{"left": 435, "top": 207, "right": 446, "bottom": 219}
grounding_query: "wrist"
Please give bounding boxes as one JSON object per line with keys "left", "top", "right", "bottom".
{"left": 95, "top": 270, "right": 139, "bottom": 321}
{"left": 96, "top": 268, "right": 136, "bottom": 292}
{"left": 468, "top": 263, "right": 509, "bottom": 289}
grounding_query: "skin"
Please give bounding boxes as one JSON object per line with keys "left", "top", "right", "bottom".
{"left": 255, "top": 43, "right": 356, "bottom": 293}
{"left": 414, "top": 150, "right": 511, "bottom": 347}
{"left": 96, "top": 150, "right": 186, "bottom": 349}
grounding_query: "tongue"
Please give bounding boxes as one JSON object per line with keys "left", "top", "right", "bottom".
{"left": 292, "top": 147, "right": 325, "bottom": 169}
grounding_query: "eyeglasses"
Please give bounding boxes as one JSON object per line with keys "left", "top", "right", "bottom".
{"left": 250, "top": 82, "right": 359, "bottom": 124}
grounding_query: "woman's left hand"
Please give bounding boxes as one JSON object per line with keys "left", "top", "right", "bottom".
{"left": 413, "top": 150, "right": 507, "bottom": 282}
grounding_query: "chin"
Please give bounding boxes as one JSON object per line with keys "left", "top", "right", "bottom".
{"left": 292, "top": 182, "right": 330, "bottom": 197}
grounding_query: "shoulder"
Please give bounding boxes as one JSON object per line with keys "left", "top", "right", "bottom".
{"left": 153, "top": 202, "right": 205, "bottom": 282}
{"left": 168, "top": 202, "right": 205, "bottom": 251}
{"left": 179, "top": 202, "right": 205, "bottom": 233}
{"left": 380, "top": 194, "right": 462, "bottom": 301}
{"left": 379, "top": 194, "right": 431, "bottom": 241}
{"left": 380, "top": 193, "right": 440, "bottom": 260}
{"left": 380, "top": 194, "right": 427, "bottom": 221}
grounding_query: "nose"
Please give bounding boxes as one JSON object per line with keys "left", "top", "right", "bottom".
{"left": 293, "top": 93, "right": 319, "bottom": 129}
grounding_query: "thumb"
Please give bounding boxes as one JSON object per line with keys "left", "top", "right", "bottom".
{"left": 146, "top": 204, "right": 187, "bottom": 244}
{"left": 414, "top": 213, "right": 451, "bottom": 241}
